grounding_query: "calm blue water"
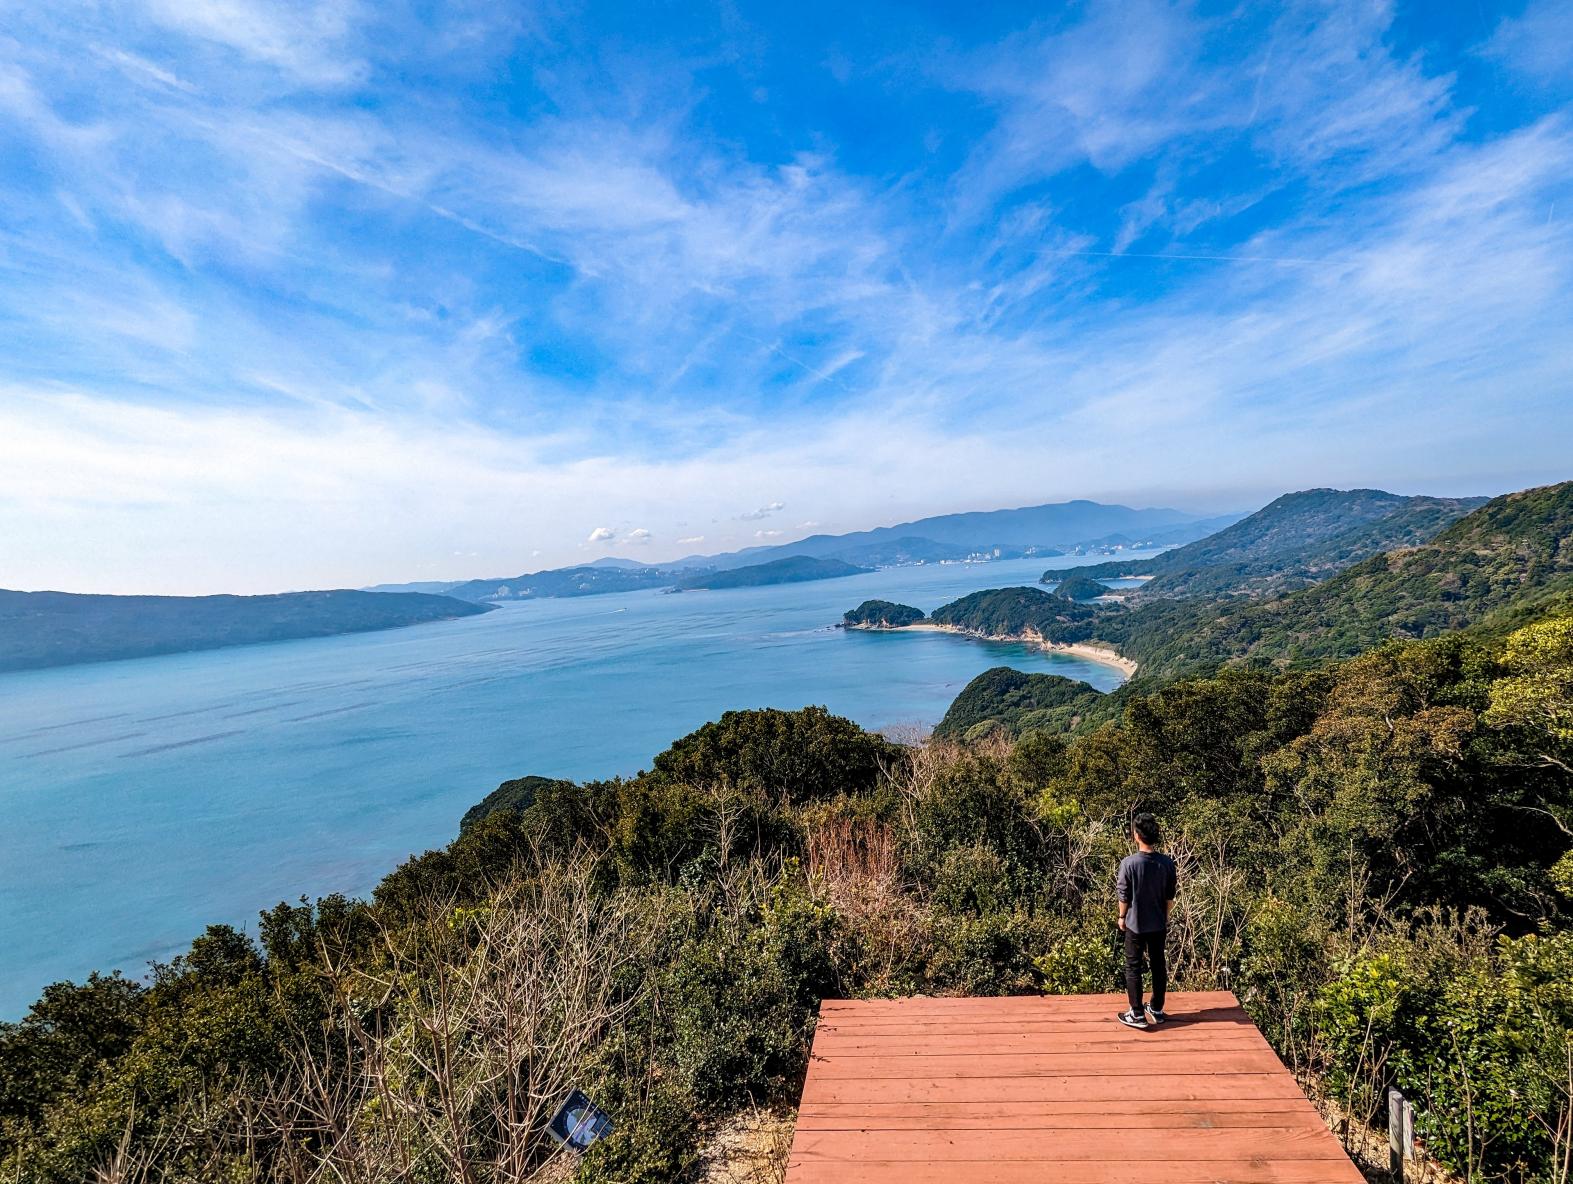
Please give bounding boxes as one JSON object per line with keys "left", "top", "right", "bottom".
{"left": 0, "top": 554, "right": 1149, "bottom": 1016}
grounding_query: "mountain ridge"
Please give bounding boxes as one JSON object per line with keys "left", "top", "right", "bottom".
{"left": 674, "top": 556, "right": 870, "bottom": 590}
{"left": 1047, "top": 488, "right": 1488, "bottom": 598}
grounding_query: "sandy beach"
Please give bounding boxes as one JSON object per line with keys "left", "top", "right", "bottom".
{"left": 852, "top": 621, "right": 1139, "bottom": 679}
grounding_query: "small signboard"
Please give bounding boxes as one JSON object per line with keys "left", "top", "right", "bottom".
{"left": 547, "top": 1089, "right": 613, "bottom": 1152}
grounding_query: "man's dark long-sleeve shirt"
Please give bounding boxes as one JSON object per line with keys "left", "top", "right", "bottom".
{"left": 1117, "top": 851, "right": 1177, "bottom": 934}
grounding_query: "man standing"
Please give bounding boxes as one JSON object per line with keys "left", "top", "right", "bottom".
{"left": 1115, "top": 812, "right": 1177, "bottom": 1029}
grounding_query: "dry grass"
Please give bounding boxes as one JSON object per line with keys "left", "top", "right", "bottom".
{"left": 697, "top": 1108, "right": 795, "bottom": 1184}
{"left": 802, "top": 813, "right": 926, "bottom": 993}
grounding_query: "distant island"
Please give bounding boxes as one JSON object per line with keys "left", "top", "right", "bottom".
{"left": 842, "top": 599, "right": 927, "bottom": 627}
{"left": 443, "top": 566, "right": 675, "bottom": 602}
{"left": 676, "top": 556, "right": 870, "bottom": 590}
{"left": 0, "top": 589, "right": 491, "bottom": 673}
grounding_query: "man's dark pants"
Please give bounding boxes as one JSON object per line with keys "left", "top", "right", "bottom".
{"left": 1124, "top": 926, "right": 1167, "bottom": 1013}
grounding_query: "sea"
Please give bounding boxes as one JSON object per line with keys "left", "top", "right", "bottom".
{"left": 0, "top": 553, "right": 1154, "bottom": 1016}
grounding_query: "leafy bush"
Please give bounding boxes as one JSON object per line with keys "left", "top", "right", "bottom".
{"left": 651, "top": 706, "right": 902, "bottom": 800}
{"left": 576, "top": 1083, "right": 699, "bottom": 1184}
{"left": 1034, "top": 925, "right": 1118, "bottom": 994}
{"left": 934, "top": 666, "right": 1103, "bottom": 739}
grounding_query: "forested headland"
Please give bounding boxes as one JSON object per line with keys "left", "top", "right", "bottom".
{"left": 0, "top": 589, "right": 491, "bottom": 673}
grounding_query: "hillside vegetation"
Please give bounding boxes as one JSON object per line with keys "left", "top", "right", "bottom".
{"left": 1052, "top": 488, "right": 1486, "bottom": 598}
{"left": 1119, "top": 480, "right": 1573, "bottom": 674}
{"left": 0, "top": 589, "right": 490, "bottom": 673}
{"left": 1050, "top": 574, "right": 1109, "bottom": 601}
{"left": 4, "top": 617, "right": 1571, "bottom": 1183}
{"left": 933, "top": 667, "right": 1104, "bottom": 739}
{"left": 933, "top": 482, "right": 1573, "bottom": 680}
{"left": 460, "top": 775, "right": 573, "bottom": 833}
{"left": 928, "top": 586, "right": 1099, "bottom": 636}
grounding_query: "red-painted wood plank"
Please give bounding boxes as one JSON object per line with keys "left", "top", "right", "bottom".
{"left": 813, "top": 1013, "right": 1259, "bottom": 1031}
{"left": 801, "top": 1072, "right": 1310, "bottom": 1105}
{"left": 816, "top": 991, "right": 1241, "bottom": 1014}
{"left": 793, "top": 1111, "right": 1331, "bottom": 1132}
{"left": 790, "top": 1126, "right": 1351, "bottom": 1160}
{"left": 810, "top": 1034, "right": 1270, "bottom": 1055}
{"left": 804, "top": 1051, "right": 1290, "bottom": 1079}
{"left": 798, "top": 1098, "right": 1315, "bottom": 1119}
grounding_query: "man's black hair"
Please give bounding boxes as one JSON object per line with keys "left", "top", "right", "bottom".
{"left": 1131, "top": 811, "right": 1161, "bottom": 846}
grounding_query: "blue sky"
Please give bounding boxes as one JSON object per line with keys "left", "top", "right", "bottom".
{"left": 1, "top": 1, "right": 1571, "bottom": 593}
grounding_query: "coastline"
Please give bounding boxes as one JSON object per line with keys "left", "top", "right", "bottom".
{"left": 847, "top": 620, "right": 1138, "bottom": 680}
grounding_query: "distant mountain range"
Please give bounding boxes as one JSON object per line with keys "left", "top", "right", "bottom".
{"left": 442, "top": 553, "right": 877, "bottom": 603}
{"left": 375, "top": 498, "right": 1244, "bottom": 602}
{"left": 674, "top": 556, "right": 870, "bottom": 590}
{"left": 443, "top": 566, "right": 675, "bottom": 603}
{"left": 0, "top": 589, "right": 490, "bottom": 674}
{"left": 672, "top": 500, "right": 1239, "bottom": 570}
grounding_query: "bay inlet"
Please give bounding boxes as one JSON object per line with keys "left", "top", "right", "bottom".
{"left": 0, "top": 553, "right": 1149, "bottom": 1016}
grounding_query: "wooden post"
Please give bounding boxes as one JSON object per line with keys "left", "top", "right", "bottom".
{"left": 1388, "top": 1088, "right": 1405, "bottom": 1182}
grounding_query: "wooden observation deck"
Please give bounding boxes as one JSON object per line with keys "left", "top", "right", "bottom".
{"left": 785, "top": 990, "right": 1365, "bottom": 1183}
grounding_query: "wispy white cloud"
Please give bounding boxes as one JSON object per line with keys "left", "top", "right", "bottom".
{"left": 91, "top": 45, "right": 198, "bottom": 93}
{"left": 140, "top": 0, "right": 366, "bottom": 87}
{"left": 1481, "top": 0, "right": 1573, "bottom": 90}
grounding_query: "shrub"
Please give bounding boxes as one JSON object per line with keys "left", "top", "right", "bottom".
{"left": 576, "top": 1082, "right": 699, "bottom": 1184}
{"left": 1034, "top": 925, "right": 1119, "bottom": 994}
{"left": 650, "top": 706, "right": 903, "bottom": 801}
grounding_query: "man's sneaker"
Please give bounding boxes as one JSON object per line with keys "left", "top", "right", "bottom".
{"left": 1144, "top": 1004, "right": 1167, "bottom": 1025}
{"left": 1117, "top": 1009, "right": 1149, "bottom": 1029}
